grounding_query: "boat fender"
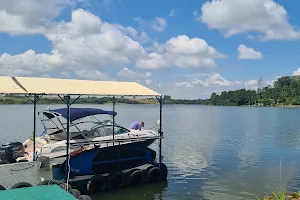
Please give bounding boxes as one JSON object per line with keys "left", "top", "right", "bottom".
{"left": 77, "top": 195, "right": 92, "bottom": 200}
{"left": 108, "top": 171, "right": 126, "bottom": 189}
{"left": 128, "top": 169, "right": 143, "bottom": 186}
{"left": 59, "top": 183, "right": 72, "bottom": 192}
{"left": 147, "top": 167, "right": 162, "bottom": 183}
{"left": 10, "top": 182, "right": 32, "bottom": 189}
{"left": 142, "top": 164, "right": 155, "bottom": 179}
{"left": 0, "top": 160, "right": 9, "bottom": 165}
{"left": 152, "top": 162, "right": 168, "bottom": 180}
{"left": 37, "top": 180, "right": 56, "bottom": 186}
{"left": 0, "top": 184, "right": 6, "bottom": 190}
{"left": 69, "top": 189, "right": 81, "bottom": 198}
{"left": 87, "top": 174, "right": 107, "bottom": 192}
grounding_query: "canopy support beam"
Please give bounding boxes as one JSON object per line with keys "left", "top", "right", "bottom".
{"left": 58, "top": 94, "right": 81, "bottom": 182}
{"left": 25, "top": 94, "right": 43, "bottom": 161}
{"left": 65, "top": 95, "right": 71, "bottom": 182}
{"left": 112, "top": 96, "right": 116, "bottom": 145}
{"left": 156, "top": 95, "right": 163, "bottom": 166}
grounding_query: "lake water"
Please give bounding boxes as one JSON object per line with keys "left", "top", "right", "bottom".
{"left": 1, "top": 104, "right": 300, "bottom": 200}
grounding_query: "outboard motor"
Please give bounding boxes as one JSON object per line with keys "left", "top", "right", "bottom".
{"left": 0, "top": 142, "right": 25, "bottom": 163}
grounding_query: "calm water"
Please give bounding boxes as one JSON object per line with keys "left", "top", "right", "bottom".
{"left": 1, "top": 104, "right": 300, "bottom": 200}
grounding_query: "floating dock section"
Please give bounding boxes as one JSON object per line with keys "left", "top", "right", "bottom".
{"left": 0, "top": 185, "right": 76, "bottom": 200}
{"left": 0, "top": 76, "right": 166, "bottom": 197}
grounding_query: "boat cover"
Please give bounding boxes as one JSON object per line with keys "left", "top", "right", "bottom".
{"left": 41, "top": 108, "right": 117, "bottom": 122}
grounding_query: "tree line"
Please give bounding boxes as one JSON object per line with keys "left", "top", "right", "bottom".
{"left": 208, "top": 76, "right": 300, "bottom": 106}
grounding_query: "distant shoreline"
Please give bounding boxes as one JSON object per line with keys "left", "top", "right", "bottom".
{"left": 1, "top": 96, "right": 300, "bottom": 107}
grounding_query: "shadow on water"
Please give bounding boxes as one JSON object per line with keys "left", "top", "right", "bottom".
{"left": 90, "top": 181, "right": 168, "bottom": 200}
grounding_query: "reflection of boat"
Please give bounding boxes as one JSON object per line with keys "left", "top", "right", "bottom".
{"left": 22, "top": 107, "right": 159, "bottom": 160}
{"left": 62, "top": 143, "right": 157, "bottom": 176}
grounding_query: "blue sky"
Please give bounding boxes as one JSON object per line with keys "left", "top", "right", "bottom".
{"left": 1, "top": 0, "right": 300, "bottom": 99}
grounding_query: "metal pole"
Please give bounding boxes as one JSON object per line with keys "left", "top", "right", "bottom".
{"left": 65, "top": 95, "right": 71, "bottom": 182}
{"left": 112, "top": 96, "right": 115, "bottom": 146}
{"left": 33, "top": 95, "right": 37, "bottom": 161}
{"left": 159, "top": 95, "right": 162, "bottom": 166}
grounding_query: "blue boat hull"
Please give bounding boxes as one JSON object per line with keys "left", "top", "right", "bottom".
{"left": 60, "top": 139, "right": 157, "bottom": 176}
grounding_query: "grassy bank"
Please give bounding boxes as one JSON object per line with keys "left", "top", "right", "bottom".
{"left": 256, "top": 190, "right": 300, "bottom": 200}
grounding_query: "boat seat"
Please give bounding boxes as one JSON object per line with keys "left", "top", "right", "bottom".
{"left": 49, "top": 135, "right": 66, "bottom": 141}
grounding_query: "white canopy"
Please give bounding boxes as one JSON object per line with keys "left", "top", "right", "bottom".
{"left": 0, "top": 76, "right": 161, "bottom": 96}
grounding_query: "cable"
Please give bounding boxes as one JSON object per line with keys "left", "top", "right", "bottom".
{"left": 66, "top": 143, "right": 71, "bottom": 191}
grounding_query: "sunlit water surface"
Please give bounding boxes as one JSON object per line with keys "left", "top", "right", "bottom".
{"left": 1, "top": 104, "right": 300, "bottom": 200}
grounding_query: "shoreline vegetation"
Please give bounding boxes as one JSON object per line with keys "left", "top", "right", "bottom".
{"left": 208, "top": 76, "right": 300, "bottom": 108}
{"left": 1, "top": 76, "right": 300, "bottom": 108}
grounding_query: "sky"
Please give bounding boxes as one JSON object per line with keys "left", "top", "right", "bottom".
{"left": 1, "top": 0, "right": 300, "bottom": 99}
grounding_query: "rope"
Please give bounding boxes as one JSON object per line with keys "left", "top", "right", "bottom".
{"left": 10, "top": 163, "right": 35, "bottom": 171}
{"left": 66, "top": 142, "right": 71, "bottom": 191}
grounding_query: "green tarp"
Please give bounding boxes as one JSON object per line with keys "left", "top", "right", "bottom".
{"left": 0, "top": 185, "right": 76, "bottom": 200}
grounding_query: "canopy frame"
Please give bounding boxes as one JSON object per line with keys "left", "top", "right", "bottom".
{"left": 0, "top": 75, "right": 163, "bottom": 183}
{"left": 25, "top": 94, "right": 44, "bottom": 161}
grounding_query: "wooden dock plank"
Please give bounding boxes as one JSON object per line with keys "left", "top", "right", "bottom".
{"left": 0, "top": 162, "right": 53, "bottom": 189}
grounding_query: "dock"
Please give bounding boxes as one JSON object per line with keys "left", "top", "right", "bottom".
{"left": 0, "top": 76, "right": 166, "bottom": 198}
{"left": 0, "top": 161, "right": 52, "bottom": 189}
{"left": 0, "top": 185, "right": 76, "bottom": 200}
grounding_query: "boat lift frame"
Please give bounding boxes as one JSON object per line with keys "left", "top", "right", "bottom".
{"left": 27, "top": 94, "right": 163, "bottom": 181}
{"left": 0, "top": 76, "right": 163, "bottom": 183}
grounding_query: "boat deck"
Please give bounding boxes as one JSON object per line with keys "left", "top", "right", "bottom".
{"left": 0, "top": 162, "right": 52, "bottom": 189}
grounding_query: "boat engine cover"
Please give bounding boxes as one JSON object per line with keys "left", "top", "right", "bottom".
{"left": 0, "top": 142, "right": 25, "bottom": 163}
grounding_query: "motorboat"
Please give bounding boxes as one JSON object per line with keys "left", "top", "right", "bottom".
{"left": 22, "top": 107, "right": 160, "bottom": 161}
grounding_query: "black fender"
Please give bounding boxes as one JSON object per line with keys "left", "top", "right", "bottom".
{"left": 77, "top": 195, "right": 92, "bottom": 200}
{"left": 152, "top": 162, "right": 168, "bottom": 180}
{"left": 108, "top": 171, "right": 126, "bottom": 188}
{"left": 69, "top": 189, "right": 81, "bottom": 198}
{"left": 37, "top": 180, "right": 56, "bottom": 186}
{"left": 59, "top": 183, "right": 72, "bottom": 192}
{"left": 128, "top": 169, "right": 143, "bottom": 186}
{"left": 87, "top": 174, "right": 108, "bottom": 192}
{"left": 147, "top": 166, "right": 161, "bottom": 183}
{"left": 11, "top": 182, "right": 32, "bottom": 189}
{"left": 0, "top": 184, "right": 6, "bottom": 190}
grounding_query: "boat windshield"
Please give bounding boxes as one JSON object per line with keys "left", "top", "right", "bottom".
{"left": 85, "top": 124, "right": 130, "bottom": 138}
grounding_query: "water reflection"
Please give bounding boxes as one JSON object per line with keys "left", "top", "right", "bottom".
{"left": 3, "top": 105, "right": 300, "bottom": 199}
{"left": 90, "top": 181, "right": 168, "bottom": 200}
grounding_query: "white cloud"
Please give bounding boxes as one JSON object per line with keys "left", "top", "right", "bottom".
{"left": 198, "top": 0, "right": 300, "bottom": 41}
{"left": 75, "top": 70, "right": 109, "bottom": 80}
{"left": 145, "top": 79, "right": 152, "bottom": 85}
{"left": 136, "top": 35, "right": 225, "bottom": 70}
{"left": 41, "top": 74, "right": 51, "bottom": 78}
{"left": 238, "top": 44, "right": 263, "bottom": 60}
{"left": 175, "top": 73, "right": 257, "bottom": 89}
{"left": 170, "top": 74, "right": 276, "bottom": 99}
{"left": 60, "top": 71, "right": 71, "bottom": 78}
{"left": 0, "top": 8, "right": 147, "bottom": 76}
{"left": 0, "top": 0, "right": 75, "bottom": 35}
{"left": 136, "top": 53, "right": 170, "bottom": 70}
{"left": 293, "top": 68, "right": 300, "bottom": 76}
{"left": 117, "top": 67, "right": 151, "bottom": 79}
{"left": 169, "top": 9, "right": 180, "bottom": 17}
{"left": 0, "top": 50, "right": 63, "bottom": 76}
{"left": 134, "top": 16, "right": 167, "bottom": 32}
{"left": 47, "top": 9, "right": 146, "bottom": 67}
{"left": 245, "top": 80, "right": 258, "bottom": 88}
{"left": 151, "top": 17, "right": 167, "bottom": 32}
